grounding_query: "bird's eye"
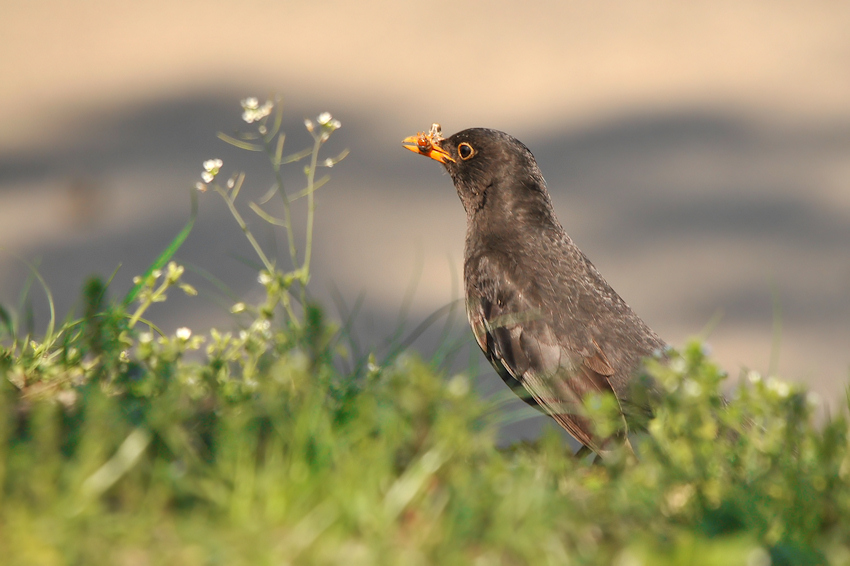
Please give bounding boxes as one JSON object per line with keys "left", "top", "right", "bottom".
{"left": 457, "top": 142, "right": 475, "bottom": 160}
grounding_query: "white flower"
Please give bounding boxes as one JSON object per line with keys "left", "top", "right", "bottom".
{"left": 195, "top": 181, "right": 207, "bottom": 192}
{"left": 669, "top": 357, "right": 686, "bottom": 374}
{"left": 56, "top": 389, "right": 77, "bottom": 408}
{"left": 664, "top": 484, "right": 694, "bottom": 514}
{"left": 323, "top": 158, "right": 334, "bottom": 168}
{"left": 226, "top": 176, "right": 235, "bottom": 189}
{"left": 258, "top": 272, "right": 273, "bottom": 285}
{"left": 139, "top": 332, "right": 153, "bottom": 344}
{"left": 766, "top": 377, "right": 790, "bottom": 398}
{"left": 203, "top": 159, "right": 223, "bottom": 172}
{"left": 447, "top": 375, "right": 470, "bottom": 398}
{"left": 315, "top": 113, "right": 340, "bottom": 130}
{"left": 241, "top": 99, "right": 273, "bottom": 123}
{"left": 747, "top": 370, "right": 762, "bottom": 384}
{"left": 175, "top": 327, "right": 192, "bottom": 340}
{"left": 683, "top": 379, "right": 702, "bottom": 397}
{"left": 201, "top": 158, "right": 223, "bottom": 183}
{"left": 304, "top": 119, "right": 314, "bottom": 132}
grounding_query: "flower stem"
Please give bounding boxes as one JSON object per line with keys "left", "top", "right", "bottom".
{"left": 301, "top": 133, "right": 323, "bottom": 305}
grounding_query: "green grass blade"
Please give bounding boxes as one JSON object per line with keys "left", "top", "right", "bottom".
{"left": 19, "top": 259, "right": 55, "bottom": 350}
{"left": 123, "top": 190, "right": 198, "bottom": 306}
{"left": 0, "top": 304, "right": 13, "bottom": 340}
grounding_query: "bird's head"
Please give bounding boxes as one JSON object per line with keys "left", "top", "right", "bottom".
{"left": 403, "top": 125, "right": 553, "bottom": 222}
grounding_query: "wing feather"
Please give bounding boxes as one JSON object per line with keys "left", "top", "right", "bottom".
{"left": 466, "top": 261, "right": 625, "bottom": 452}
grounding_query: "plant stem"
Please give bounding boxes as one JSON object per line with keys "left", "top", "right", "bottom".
{"left": 265, "top": 136, "right": 300, "bottom": 274}
{"left": 214, "top": 186, "right": 275, "bottom": 274}
{"left": 301, "top": 133, "right": 323, "bottom": 306}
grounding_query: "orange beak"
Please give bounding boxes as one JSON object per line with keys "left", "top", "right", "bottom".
{"left": 402, "top": 131, "right": 455, "bottom": 164}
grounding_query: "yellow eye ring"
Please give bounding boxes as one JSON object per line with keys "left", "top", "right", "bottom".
{"left": 457, "top": 142, "right": 475, "bottom": 160}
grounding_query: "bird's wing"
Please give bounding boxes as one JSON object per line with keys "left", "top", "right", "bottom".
{"left": 467, "top": 268, "right": 620, "bottom": 451}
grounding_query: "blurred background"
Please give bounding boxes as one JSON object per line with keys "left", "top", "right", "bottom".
{"left": 2, "top": 1, "right": 849, "bottom": 438}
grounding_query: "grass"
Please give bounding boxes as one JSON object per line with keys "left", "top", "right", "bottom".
{"left": 1, "top": 99, "right": 849, "bottom": 565}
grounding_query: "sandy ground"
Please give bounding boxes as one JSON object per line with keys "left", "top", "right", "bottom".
{"left": 2, "top": 1, "right": 849, "bottom": 436}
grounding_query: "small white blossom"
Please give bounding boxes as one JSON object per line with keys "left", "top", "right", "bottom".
{"left": 669, "top": 357, "right": 687, "bottom": 374}
{"left": 201, "top": 158, "right": 223, "bottom": 183}
{"left": 175, "top": 327, "right": 192, "bottom": 340}
{"left": 683, "top": 379, "right": 702, "bottom": 397}
{"left": 226, "top": 176, "right": 235, "bottom": 189}
{"left": 195, "top": 181, "right": 207, "bottom": 192}
{"left": 231, "top": 302, "right": 246, "bottom": 314}
{"left": 323, "top": 158, "right": 334, "bottom": 168}
{"left": 304, "top": 119, "right": 314, "bottom": 132}
{"left": 664, "top": 484, "right": 694, "bottom": 514}
{"left": 203, "top": 159, "right": 223, "bottom": 172}
{"left": 56, "top": 389, "right": 77, "bottom": 408}
{"left": 447, "top": 375, "right": 470, "bottom": 398}
{"left": 139, "top": 332, "right": 153, "bottom": 344}
{"left": 241, "top": 98, "right": 273, "bottom": 123}
{"left": 258, "top": 272, "right": 273, "bottom": 285}
{"left": 766, "top": 377, "right": 790, "bottom": 398}
{"left": 315, "top": 112, "right": 341, "bottom": 131}
{"left": 747, "top": 370, "right": 762, "bottom": 384}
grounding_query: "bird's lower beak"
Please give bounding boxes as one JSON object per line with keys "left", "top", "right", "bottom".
{"left": 402, "top": 133, "right": 455, "bottom": 164}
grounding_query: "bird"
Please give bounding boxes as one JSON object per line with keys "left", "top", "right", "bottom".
{"left": 402, "top": 124, "right": 666, "bottom": 456}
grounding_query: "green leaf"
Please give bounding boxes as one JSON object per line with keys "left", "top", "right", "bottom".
{"left": 217, "top": 132, "right": 264, "bottom": 151}
{"left": 123, "top": 190, "right": 197, "bottom": 306}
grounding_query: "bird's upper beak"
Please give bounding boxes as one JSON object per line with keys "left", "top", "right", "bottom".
{"left": 401, "top": 128, "right": 455, "bottom": 164}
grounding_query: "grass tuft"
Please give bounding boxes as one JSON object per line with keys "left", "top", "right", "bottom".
{"left": 1, "top": 100, "right": 847, "bottom": 564}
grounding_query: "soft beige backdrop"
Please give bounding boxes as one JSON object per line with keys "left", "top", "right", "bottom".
{"left": 2, "top": 2, "right": 849, "bottom": 421}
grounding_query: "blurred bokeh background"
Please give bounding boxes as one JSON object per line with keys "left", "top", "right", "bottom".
{"left": 2, "top": 1, "right": 849, "bottom": 436}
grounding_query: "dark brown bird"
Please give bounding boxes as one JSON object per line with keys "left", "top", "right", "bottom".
{"left": 402, "top": 124, "right": 665, "bottom": 455}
